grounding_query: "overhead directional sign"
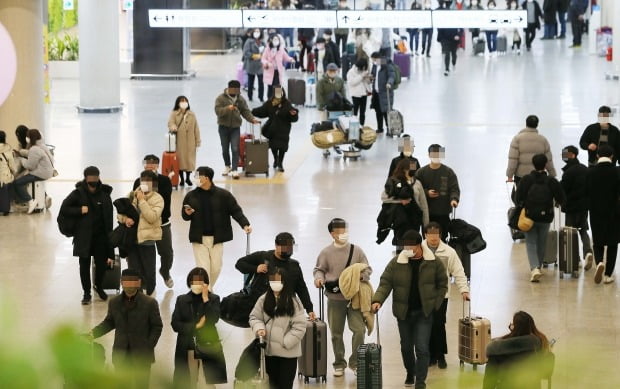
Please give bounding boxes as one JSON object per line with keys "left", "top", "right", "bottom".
{"left": 337, "top": 10, "right": 432, "bottom": 28}
{"left": 432, "top": 10, "right": 527, "bottom": 29}
{"left": 242, "top": 10, "right": 337, "bottom": 28}
{"left": 148, "top": 9, "right": 243, "bottom": 28}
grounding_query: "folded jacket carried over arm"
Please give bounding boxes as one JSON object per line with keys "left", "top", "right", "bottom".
{"left": 339, "top": 263, "right": 375, "bottom": 334}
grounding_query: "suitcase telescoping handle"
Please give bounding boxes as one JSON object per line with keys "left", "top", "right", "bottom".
{"left": 246, "top": 232, "right": 251, "bottom": 256}
{"left": 318, "top": 286, "right": 325, "bottom": 321}
{"left": 258, "top": 335, "right": 266, "bottom": 380}
{"left": 462, "top": 299, "right": 472, "bottom": 320}
{"left": 375, "top": 312, "right": 381, "bottom": 346}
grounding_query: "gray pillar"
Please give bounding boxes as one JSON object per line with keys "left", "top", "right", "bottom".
{"left": 78, "top": 0, "right": 122, "bottom": 113}
{"left": 0, "top": 0, "right": 45, "bottom": 147}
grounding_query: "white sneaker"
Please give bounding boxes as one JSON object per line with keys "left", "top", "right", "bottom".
{"left": 530, "top": 268, "right": 542, "bottom": 282}
{"left": 604, "top": 275, "right": 615, "bottom": 284}
{"left": 333, "top": 368, "right": 344, "bottom": 377}
{"left": 221, "top": 166, "right": 231, "bottom": 176}
{"left": 231, "top": 171, "right": 240, "bottom": 180}
{"left": 584, "top": 253, "right": 594, "bottom": 271}
{"left": 594, "top": 262, "right": 605, "bottom": 284}
{"left": 27, "top": 199, "right": 37, "bottom": 214}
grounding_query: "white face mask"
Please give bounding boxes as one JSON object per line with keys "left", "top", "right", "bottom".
{"left": 337, "top": 232, "right": 349, "bottom": 243}
{"left": 323, "top": 34, "right": 330, "bottom": 41}
{"left": 139, "top": 183, "right": 149, "bottom": 193}
{"left": 430, "top": 158, "right": 442, "bottom": 164}
{"left": 274, "top": 90, "right": 283, "bottom": 99}
{"left": 25, "top": 137, "right": 30, "bottom": 143}
{"left": 253, "top": 31, "right": 261, "bottom": 39}
{"left": 272, "top": 39, "right": 280, "bottom": 47}
{"left": 179, "top": 101, "right": 188, "bottom": 110}
{"left": 190, "top": 285, "right": 203, "bottom": 295}
{"left": 403, "top": 150, "right": 413, "bottom": 157}
{"left": 599, "top": 116, "right": 610, "bottom": 124}
{"left": 401, "top": 249, "right": 415, "bottom": 258}
{"left": 269, "top": 281, "right": 283, "bottom": 293}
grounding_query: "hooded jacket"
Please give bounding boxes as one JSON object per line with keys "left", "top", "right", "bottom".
{"left": 21, "top": 140, "right": 54, "bottom": 180}
{"left": 372, "top": 246, "right": 448, "bottom": 319}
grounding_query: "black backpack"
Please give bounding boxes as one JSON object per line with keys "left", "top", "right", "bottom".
{"left": 57, "top": 190, "right": 88, "bottom": 238}
{"left": 525, "top": 176, "right": 554, "bottom": 221}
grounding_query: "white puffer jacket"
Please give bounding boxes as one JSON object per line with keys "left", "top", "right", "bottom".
{"left": 21, "top": 140, "right": 54, "bottom": 180}
{"left": 347, "top": 65, "right": 371, "bottom": 98}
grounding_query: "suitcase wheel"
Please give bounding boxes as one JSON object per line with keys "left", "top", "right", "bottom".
{"left": 321, "top": 376, "right": 326, "bottom": 383}
{"left": 459, "top": 360, "right": 464, "bottom": 371}
{"left": 473, "top": 364, "right": 478, "bottom": 371}
{"left": 304, "top": 376, "right": 309, "bottom": 384}
{"left": 572, "top": 271, "right": 579, "bottom": 278}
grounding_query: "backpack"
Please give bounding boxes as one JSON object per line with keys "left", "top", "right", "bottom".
{"left": 525, "top": 176, "right": 554, "bottom": 221}
{"left": 57, "top": 190, "right": 87, "bottom": 238}
{"left": 388, "top": 62, "right": 401, "bottom": 90}
{"left": 0, "top": 152, "right": 14, "bottom": 187}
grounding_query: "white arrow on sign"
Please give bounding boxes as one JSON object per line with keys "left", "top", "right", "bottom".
{"left": 336, "top": 10, "right": 432, "bottom": 28}
{"left": 432, "top": 10, "right": 527, "bottom": 29}
{"left": 242, "top": 10, "right": 337, "bottom": 28}
{"left": 148, "top": 9, "right": 243, "bottom": 28}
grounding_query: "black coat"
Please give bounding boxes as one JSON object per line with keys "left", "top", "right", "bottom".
{"left": 586, "top": 161, "right": 620, "bottom": 245}
{"left": 59, "top": 181, "right": 114, "bottom": 259}
{"left": 323, "top": 40, "right": 341, "bottom": 69}
{"left": 437, "top": 27, "right": 463, "bottom": 44}
{"left": 557, "top": 0, "right": 569, "bottom": 12}
{"left": 579, "top": 123, "right": 620, "bottom": 165}
{"left": 171, "top": 292, "right": 227, "bottom": 384}
{"left": 182, "top": 186, "right": 250, "bottom": 244}
{"left": 560, "top": 158, "right": 589, "bottom": 213}
{"left": 515, "top": 171, "right": 566, "bottom": 222}
{"left": 110, "top": 197, "right": 140, "bottom": 257}
{"left": 92, "top": 292, "right": 163, "bottom": 365}
{"left": 388, "top": 154, "right": 420, "bottom": 178}
{"left": 133, "top": 174, "right": 172, "bottom": 224}
{"left": 522, "top": 1, "right": 543, "bottom": 29}
{"left": 542, "top": 0, "right": 558, "bottom": 23}
{"left": 235, "top": 250, "right": 314, "bottom": 313}
{"left": 252, "top": 98, "right": 299, "bottom": 151}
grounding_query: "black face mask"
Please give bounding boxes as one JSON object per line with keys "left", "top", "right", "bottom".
{"left": 408, "top": 170, "right": 416, "bottom": 177}
{"left": 279, "top": 251, "right": 292, "bottom": 260}
{"left": 87, "top": 181, "right": 100, "bottom": 189}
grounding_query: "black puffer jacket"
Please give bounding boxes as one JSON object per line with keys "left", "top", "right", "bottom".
{"left": 560, "top": 158, "right": 588, "bottom": 213}
{"left": 251, "top": 97, "right": 299, "bottom": 151}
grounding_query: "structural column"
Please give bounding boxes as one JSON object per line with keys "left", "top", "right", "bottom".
{"left": 0, "top": 0, "right": 45, "bottom": 146}
{"left": 78, "top": 0, "right": 122, "bottom": 113}
{"left": 613, "top": 0, "right": 620, "bottom": 72}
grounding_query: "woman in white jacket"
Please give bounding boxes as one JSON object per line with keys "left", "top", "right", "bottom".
{"left": 346, "top": 58, "right": 372, "bottom": 126}
{"left": 421, "top": 222, "right": 470, "bottom": 369}
{"left": 249, "top": 270, "right": 306, "bottom": 389}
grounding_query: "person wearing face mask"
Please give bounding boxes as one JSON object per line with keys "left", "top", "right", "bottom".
{"left": 171, "top": 267, "right": 227, "bottom": 388}
{"left": 521, "top": 0, "right": 543, "bottom": 51}
{"left": 388, "top": 134, "right": 420, "bottom": 178}
{"left": 119, "top": 170, "right": 164, "bottom": 296}
{"left": 261, "top": 34, "right": 294, "bottom": 99}
{"left": 132, "top": 155, "right": 174, "bottom": 289}
{"left": 90, "top": 269, "right": 163, "bottom": 389}
{"left": 415, "top": 144, "right": 461, "bottom": 241}
{"left": 249, "top": 269, "right": 307, "bottom": 389}
{"left": 372, "top": 230, "right": 448, "bottom": 388}
{"left": 214, "top": 80, "right": 260, "bottom": 179}
{"left": 421, "top": 222, "right": 469, "bottom": 370}
{"left": 243, "top": 28, "right": 265, "bottom": 102}
{"left": 182, "top": 166, "right": 252, "bottom": 289}
{"left": 317, "top": 30, "right": 341, "bottom": 72}
{"left": 316, "top": 63, "right": 346, "bottom": 115}
{"left": 559, "top": 146, "right": 593, "bottom": 271}
{"left": 313, "top": 218, "right": 369, "bottom": 377}
{"left": 251, "top": 87, "right": 299, "bottom": 172}
{"left": 59, "top": 166, "right": 114, "bottom": 305}
{"left": 468, "top": 0, "right": 484, "bottom": 47}
{"left": 346, "top": 58, "right": 372, "bottom": 126}
{"left": 236, "top": 232, "right": 315, "bottom": 319}
{"left": 369, "top": 52, "right": 395, "bottom": 134}
{"left": 579, "top": 105, "right": 620, "bottom": 167}
{"left": 168, "top": 95, "right": 201, "bottom": 187}
{"left": 297, "top": 27, "right": 316, "bottom": 73}
{"left": 0, "top": 130, "right": 16, "bottom": 216}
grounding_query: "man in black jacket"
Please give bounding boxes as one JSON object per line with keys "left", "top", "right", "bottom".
{"left": 579, "top": 106, "right": 620, "bottom": 166}
{"left": 182, "top": 166, "right": 252, "bottom": 289}
{"left": 437, "top": 1, "right": 462, "bottom": 76}
{"left": 90, "top": 269, "right": 163, "bottom": 389}
{"left": 235, "top": 232, "right": 315, "bottom": 319}
{"left": 560, "top": 146, "right": 593, "bottom": 269}
{"left": 586, "top": 145, "right": 620, "bottom": 284}
{"left": 59, "top": 166, "right": 114, "bottom": 305}
{"left": 133, "top": 155, "right": 174, "bottom": 288}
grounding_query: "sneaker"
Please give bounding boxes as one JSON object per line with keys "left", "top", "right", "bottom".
{"left": 186, "top": 177, "right": 193, "bottom": 186}
{"left": 277, "top": 167, "right": 285, "bottom": 173}
{"left": 530, "top": 268, "right": 542, "bottom": 282}
{"left": 438, "top": 357, "right": 447, "bottom": 369}
{"left": 584, "top": 252, "right": 594, "bottom": 271}
{"left": 231, "top": 171, "right": 240, "bottom": 180}
{"left": 81, "top": 295, "right": 92, "bottom": 305}
{"left": 27, "top": 199, "right": 37, "bottom": 214}
{"left": 93, "top": 285, "right": 108, "bottom": 301}
{"left": 569, "top": 44, "right": 581, "bottom": 48}
{"left": 350, "top": 366, "right": 357, "bottom": 376}
{"left": 164, "top": 277, "right": 174, "bottom": 288}
{"left": 45, "top": 195, "right": 52, "bottom": 209}
{"left": 333, "top": 368, "right": 344, "bottom": 377}
{"left": 221, "top": 166, "right": 231, "bottom": 176}
{"left": 404, "top": 372, "right": 415, "bottom": 387}
{"left": 594, "top": 262, "right": 605, "bottom": 284}
{"left": 444, "top": 70, "right": 449, "bottom": 76}
{"left": 604, "top": 275, "right": 615, "bottom": 284}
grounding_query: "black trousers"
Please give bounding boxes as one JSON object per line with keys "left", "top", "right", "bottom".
{"left": 127, "top": 243, "right": 157, "bottom": 295}
{"left": 442, "top": 42, "right": 458, "bottom": 71}
{"left": 593, "top": 244, "right": 618, "bottom": 277}
{"left": 298, "top": 38, "right": 312, "bottom": 70}
{"left": 421, "top": 28, "right": 433, "bottom": 54}
{"left": 371, "top": 91, "right": 387, "bottom": 131}
{"left": 78, "top": 233, "right": 108, "bottom": 295}
{"left": 571, "top": 16, "right": 584, "bottom": 45}
{"left": 429, "top": 298, "right": 449, "bottom": 360}
{"left": 352, "top": 95, "right": 368, "bottom": 125}
{"left": 247, "top": 73, "right": 264, "bottom": 101}
{"left": 524, "top": 24, "right": 537, "bottom": 49}
{"left": 270, "top": 148, "right": 286, "bottom": 168}
{"left": 267, "top": 70, "right": 281, "bottom": 99}
{"left": 265, "top": 355, "right": 297, "bottom": 389}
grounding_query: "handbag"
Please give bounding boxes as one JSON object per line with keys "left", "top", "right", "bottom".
{"left": 518, "top": 208, "right": 534, "bottom": 232}
{"left": 260, "top": 118, "right": 273, "bottom": 139}
{"left": 324, "top": 244, "right": 355, "bottom": 294}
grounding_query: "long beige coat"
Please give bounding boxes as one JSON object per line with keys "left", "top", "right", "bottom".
{"left": 167, "top": 109, "right": 201, "bottom": 171}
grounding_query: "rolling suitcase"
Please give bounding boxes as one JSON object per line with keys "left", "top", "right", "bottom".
{"left": 305, "top": 80, "right": 317, "bottom": 108}
{"left": 357, "top": 313, "right": 381, "bottom": 389}
{"left": 239, "top": 132, "right": 254, "bottom": 169}
{"left": 234, "top": 337, "right": 269, "bottom": 389}
{"left": 165, "top": 131, "right": 176, "bottom": 153}
{"left": 543, "top": 213, "right": 559, "bottom": 267}
{"left": 385, "top": 91, "right": 403, "bottom": 137}
{"left": 244, "top": 124, "right": 269, "bottom": 177}
{"left": 474, "top": 39, "right": 485, "bottom": 55}
{"left": 29, "top": 181, "right": 47, "bottom": 212}
{"left": 497, "top": 36, "right": 507, "bottom": 53}
{"left": 559, "top": 225, "right": 579, "bottom": 279}
{"left": 0, "top": 185, "right": 9, "bottom": 214}
{"left": 287, "top": 78, "right": 306, "bottom": 106}
{"left": 458, "top": 300, "right": 491, "bottom": 371}
{"left": 92, "top": 255, "right": 121, "bottom": 293}
{"left": 393, "top": 52, "right": 411, "bottom": 79}
{"left": 298, "top": 287, "right": 328, "bottom": 384}
{"left": 161, "top": 151, "right": 180, "bottom": 188}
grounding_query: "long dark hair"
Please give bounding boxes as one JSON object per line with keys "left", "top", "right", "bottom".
{"left": 263, "top": 269, "right": 297, "bottom": 317}
{"left": 173, "top": 95, "right": 190, "bottom": 111}
{"left": 502, "top": 311, "right": 550, "bottom": 351}
{"left": 392, "top": 158, "right": 413, "bottom": 181}
{"left": 15, "top": 125, "right": 29, "bottom": 149}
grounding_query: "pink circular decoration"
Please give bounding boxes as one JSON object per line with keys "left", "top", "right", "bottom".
{"left": 0, "top": 22, "right": 17, "bottom": 106}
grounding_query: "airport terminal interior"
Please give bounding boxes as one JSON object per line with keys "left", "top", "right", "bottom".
{"left": 2, "top": 1, "right": 620, "bottom": 388}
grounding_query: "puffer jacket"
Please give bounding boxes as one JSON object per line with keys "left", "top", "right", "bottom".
{"left": 346, "top": 65, "right": 371, "bottom": 98}
{"left": 506, "top": 127, "right": 556, "bottom": 179}
{"left": 118, "top": 191, "right": 164, "bottom": 244}
{"left": 249, "top": 294, "right": 307, "bottom": 358}
{"left": 316, "top": 75, "right": 346, "bottom": 111}
{"left": 22, "top": 140, "right": 54, "bottom": 180}
{"left": 214, "top": 91, "right": 255, "bottom": 128}
{"left": 372, "top": 246, "right": 448, "bottom": 319}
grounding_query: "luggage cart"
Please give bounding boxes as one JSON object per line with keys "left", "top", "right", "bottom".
{"left": 323, "top": 110, "right": 362, "bottom": 160}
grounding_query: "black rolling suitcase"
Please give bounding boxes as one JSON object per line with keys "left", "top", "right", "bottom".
{"left": 287, "top": 78, "right": 306, "bottom": 106}
{"left": 0, "top": 184, "right": 9, "bottom": 214}
{"left": 244, "top": 124, "right": 269, "bottom": 177}
{"left": 92, "top": 255, "right": 121, "bottom": 293}
{"left": 357, "top": 313, "right": 381, "bottom": 389}
{"left": 559, "top": 211, "right": 579, "bottom": 278}
{"left": 298, "top": 287, "right": 328, "bottom": 384}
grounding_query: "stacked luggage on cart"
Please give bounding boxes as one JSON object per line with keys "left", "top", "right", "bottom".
{"left": 310, "top": 111, "right": 377, "bottom": 159}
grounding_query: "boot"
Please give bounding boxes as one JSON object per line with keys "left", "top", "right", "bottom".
{"left": 278, "top": 152, "right": 285, "bottom": 172}
{"left": 179, "top": 170, "right": 185, "bottom": 186}
{"left": 185, "top": 170, "right": 192, "bottom": 186}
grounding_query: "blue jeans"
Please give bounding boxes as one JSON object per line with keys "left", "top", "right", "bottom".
{"left": 524, "top": 222, "right": 550, "bottom": 270}
{"left": 396, "top": 0, "right": 406, "bottom": 9}
{"left": 280, "top": 28, "right": 294, "bottom": 47}
{"left": 218, "top": 125, "right": 241, "bottom": 170}
{"left": 10, "top": 174, "right": 41, "bottom": 202}
{"left": 485, "top": 30, "right": 498, "bottom": 52}
{"left": 397, "top": 309, "right": 433, "bottom": 385}
{"left": 543, "top": 23, "right": 557, "bottom": 39}
{"left": 557, "top": 11, "right": 566, "bottom": 36}
{"left": 407, "top": 29, "right": 419, "bottom": 52}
